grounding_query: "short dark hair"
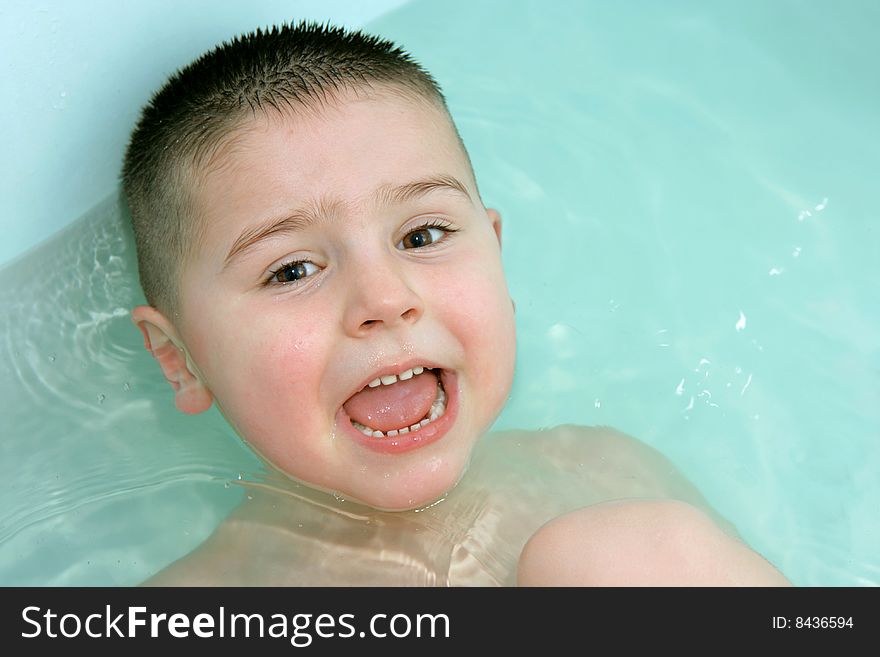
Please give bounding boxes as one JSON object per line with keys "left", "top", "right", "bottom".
{"left": 122, "top": 20, "right": 455, "bottom": 317}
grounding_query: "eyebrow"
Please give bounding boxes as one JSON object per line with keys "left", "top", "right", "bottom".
{"left": 222, "top": 174, "right": 472, "bottom": 269}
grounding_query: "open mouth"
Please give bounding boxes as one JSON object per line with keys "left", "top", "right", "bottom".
{"left": 337, "top": 366, "right": 457, "bottom": 454}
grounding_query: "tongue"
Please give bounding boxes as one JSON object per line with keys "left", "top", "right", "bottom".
{"left": 344, "top": 370, "right": 439, "bottom": 432}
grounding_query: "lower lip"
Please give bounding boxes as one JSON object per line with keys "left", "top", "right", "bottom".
{"left": 336, "top": 370, "right": 459, "bottom": 455}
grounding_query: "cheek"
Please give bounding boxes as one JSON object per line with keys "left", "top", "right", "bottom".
{"left": 261, "top": 323, "right": 323, "bottom": 386}
{"left": 186, "top": 309, "right": 329, "bottom": 437}
{"left": 438, "top": 251, "right": 517, "bottom": 395}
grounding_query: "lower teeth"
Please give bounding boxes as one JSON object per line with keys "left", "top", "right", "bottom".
{"left": 351, "top": 380, "right": 447, "bottom": 438}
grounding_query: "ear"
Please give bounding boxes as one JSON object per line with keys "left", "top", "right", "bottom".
{"left": 130, "top": 305, "right": 214, "bottom": 415}
{"left": 485, "top": 208, "right": 515, "bottom": 312}
{"left": 487, "top": 208, "right": 503, "bottom": 247}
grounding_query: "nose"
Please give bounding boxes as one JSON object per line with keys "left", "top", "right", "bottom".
{"left": 342, "top": 254, "right": 424, "bottom": 337}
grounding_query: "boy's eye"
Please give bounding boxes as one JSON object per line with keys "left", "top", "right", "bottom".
{"left": 268, "top": 260, "right": 319, "bottom": 285}
{"left": 266, "top": 221, "right": 458, "bottom": 286}
{"left": 397, "top": 222, "right": 457, "bottom": 250}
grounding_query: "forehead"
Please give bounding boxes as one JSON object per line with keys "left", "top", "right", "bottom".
{"left": 187, "top": 91, "right": 474, "bottom": 250}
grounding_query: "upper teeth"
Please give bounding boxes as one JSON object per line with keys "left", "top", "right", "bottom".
{"left": 368, "top": 366, "right": 426, "bottom": 388}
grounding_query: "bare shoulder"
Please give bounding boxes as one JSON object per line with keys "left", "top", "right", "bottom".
{"left": 140, "top": 502, "right": 310, "bottom": 586}
{"left": 140, "top": 553, "right": 216, "bottom": 586}
{"left": 140, "top": 518, "right": 254, "bottom": 586}
{"left": 140, "top": 486, "right": 446, "bottom": 586}
{"left": 486, "top": 423, "right": 680, "bottom": 476}
{"left": 484, "top": 424, "right": 739, "bottom": 536}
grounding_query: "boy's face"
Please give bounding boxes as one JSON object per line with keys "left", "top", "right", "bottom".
{"left": 139, "top": 89, "right": 516, "bottom": 511}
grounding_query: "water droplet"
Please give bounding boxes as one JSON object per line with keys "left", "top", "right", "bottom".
{"left": 237, "top": 473, "right": 243, "bottom": 480}
{"left": 735, "top": 310, "right": 747, "bottom": 332}
{"left": 97, "top": 393, "right": 105, "bottom": 404}
{"left": 246, "top": 494, "right": 253, "bottom": 500}
{"left": 593, "top": 398, "right": 601, "bottom": 409}
{"left": 48, "top": 353, "right": 56, "bottom": 362}
{"left": 740, "top": 373, "right": 753, "bottom": 396}
{"left": 223, "top": 481, "right": 230, "bottom": 489}
{"left": 122, "top": 382, "right": 130, "bottom": 392}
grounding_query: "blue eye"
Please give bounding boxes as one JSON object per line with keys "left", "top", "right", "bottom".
{"left": 397, "top": 221, "right": 458, "bottom": 250}
{"left": 267, "top": 259, "right": 319, "bottom": 286}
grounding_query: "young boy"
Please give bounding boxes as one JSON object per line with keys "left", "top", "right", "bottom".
{"left": 123, "top": 21, "right": 789, "bottom": 586}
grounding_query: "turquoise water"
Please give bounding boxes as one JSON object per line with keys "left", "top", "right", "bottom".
{"left": 1, "top": 0, "right": 878, "bottom": 585}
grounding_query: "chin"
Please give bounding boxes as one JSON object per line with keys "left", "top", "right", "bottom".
{"left": 345, "top": 456, "right": 467, "bottom": 512}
